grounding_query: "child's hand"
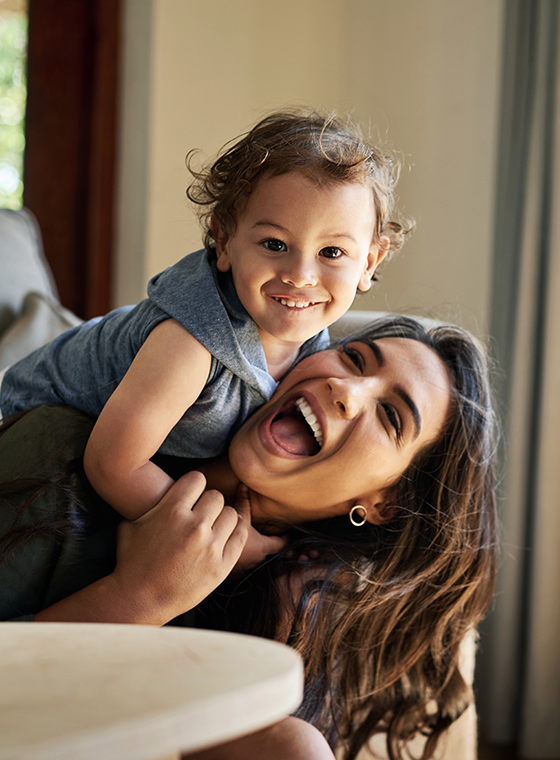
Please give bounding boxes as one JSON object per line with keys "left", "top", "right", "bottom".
{"left": 111, "top": 471, "right": 249, "bottom": 624}
{"left": 233, "top": 485, "right": 288, "bottom": 574}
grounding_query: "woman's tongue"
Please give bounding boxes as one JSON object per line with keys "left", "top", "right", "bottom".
{"left": 270, "top": 414, "right": 317, "bottom": 456}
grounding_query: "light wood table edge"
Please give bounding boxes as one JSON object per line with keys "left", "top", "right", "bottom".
{"left": 0, "top": 624, "right": 303, "bottom": 760}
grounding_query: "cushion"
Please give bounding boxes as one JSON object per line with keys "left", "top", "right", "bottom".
{"left": 0, "top": 292, "right": 82, "bottom": 372}
{"left": 0, "top": 208, "right": 59, "bottom": 336}
{"left": 331, "top": 309, "right": 442, "bottom": 340}
{"left": 330, "top": 310, "right": 388, "bottom": 339}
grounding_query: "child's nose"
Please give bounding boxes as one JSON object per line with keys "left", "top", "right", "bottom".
{"left": 280, "top": 255, "right": 318, "bottom": 288}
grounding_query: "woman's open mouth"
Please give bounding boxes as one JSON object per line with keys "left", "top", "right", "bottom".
{"left": 268, "top": 396, "right": 324, "bottom": 456}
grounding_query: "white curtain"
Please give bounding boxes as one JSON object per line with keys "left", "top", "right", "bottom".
{"left": 476, "top": 2, "right": 560, "bottom": 756}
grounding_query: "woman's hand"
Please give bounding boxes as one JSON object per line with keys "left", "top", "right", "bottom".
{"left": 111, "top": 471, "right": 249, "bottom": 623}
{"left": 233, "top": 485, "right": 287, "bottom": 574}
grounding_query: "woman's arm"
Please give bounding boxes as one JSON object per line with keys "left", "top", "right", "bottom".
{"left": 83, "top": 319, "right": 212, "bottom": 520}
{"left": 35, "top": 472, "right": 247, "bottom": 625}
{"left": 182, "top": 717, "right": 335, "bottom": 760}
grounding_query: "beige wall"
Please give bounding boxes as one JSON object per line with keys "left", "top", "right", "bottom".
{"left": 115, "top": 0, "right": 503, "bottom": 336}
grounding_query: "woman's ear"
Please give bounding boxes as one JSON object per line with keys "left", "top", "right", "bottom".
{"left": 357, "top": 236, "right": 391, "bottom": 292}
{"left": 367, "top": 501, "right": 398, "bottom": 525}
{"left": 211, "top": 214, "right": 232, "bottom": 272}
{"left": 353, "top": 492, "right": 398, "bottom": 525}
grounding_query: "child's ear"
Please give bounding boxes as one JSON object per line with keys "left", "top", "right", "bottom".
{"left": 357, "top": 236, "right": 391, "bottom": 292}
{"left": 211, "top": 214, "right": 232, "bottom": 272}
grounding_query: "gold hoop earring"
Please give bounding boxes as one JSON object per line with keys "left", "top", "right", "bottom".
{"left": 349, "top": 505, "right": 367, "bottom": 527}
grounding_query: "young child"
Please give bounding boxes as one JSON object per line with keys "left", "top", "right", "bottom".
{"left": 0, "top": 109, "right": 408, "bottom": 521}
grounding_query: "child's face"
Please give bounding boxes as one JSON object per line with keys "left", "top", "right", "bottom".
{"left": 213, "top": 171, "right": 388, "bottom": 348}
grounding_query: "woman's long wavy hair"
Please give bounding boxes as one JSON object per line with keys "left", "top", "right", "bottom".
{"left": 186, "top": 108, "right": 413, "bottom": 274}
{"left": 199, "top": 315, "right": 498, "bottom": 760}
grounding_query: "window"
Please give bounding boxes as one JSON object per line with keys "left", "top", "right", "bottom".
{"left": 0, "top": 0, "right": 27, "bottom": 209}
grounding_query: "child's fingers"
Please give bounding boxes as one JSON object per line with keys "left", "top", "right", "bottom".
{"left": 260, "top": 533, "right": 289, "bottom": 555}
{"left": 233, "top": 483, "right": 252, "bottom": 521}
{"left": 232, "top": 525, "right": 289, "bottom": 574}
{"left": 222, "top": 516, "right": 250, "bottom": 567}
{"left": 146, "top": 470, "right": 208, "bottom": 517}
{"left": 286, "top": 548, "right": 319, "bottom": 562}
{"left": 211, "top": 503, "right": 246, "bottom": 545}
{"left": 229, "top": 483, "right": 289, "bottom": 571}
{"left": 175, "top": 471, "right": 241, "bottom": 530}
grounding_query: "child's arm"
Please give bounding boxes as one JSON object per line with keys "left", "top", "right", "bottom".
{"left": 83, "top": 319, "right": 212, "bottom": 520}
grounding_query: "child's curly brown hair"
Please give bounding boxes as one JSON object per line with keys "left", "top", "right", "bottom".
{"left": 186, "top": 108, "right": 412, "bottom": 278}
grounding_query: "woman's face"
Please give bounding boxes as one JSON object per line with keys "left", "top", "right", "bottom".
{"left": 229, "top": 337, "right": 453, "bottom": 525}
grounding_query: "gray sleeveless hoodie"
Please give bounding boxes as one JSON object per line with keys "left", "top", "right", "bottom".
{"left": 0, "top": 249, "right": 329, "bottom": 457}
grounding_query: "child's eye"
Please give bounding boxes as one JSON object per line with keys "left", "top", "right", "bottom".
{"left": 342, "top": 345, "right": 365, "bottom": 372}
{"left": 382, "top": 403, "right": 402, "bottom": 440}
{"left": 319, "top": 247, "right": 344, "bottom": 259}
{"left": 263, "top": 239, "right": 287, "bottom": 253}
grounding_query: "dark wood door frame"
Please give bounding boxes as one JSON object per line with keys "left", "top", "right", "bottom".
{"left": 23, "top": 0, "right": 121, "bottom": 319}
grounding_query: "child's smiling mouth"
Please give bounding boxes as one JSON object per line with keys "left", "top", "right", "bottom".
{"left": 272, "top": 296, "right": 323, "bottom": 309}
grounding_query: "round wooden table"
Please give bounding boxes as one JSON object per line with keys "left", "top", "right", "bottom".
{"left": 0, "top": 623, "right": 303, "bottom": 760}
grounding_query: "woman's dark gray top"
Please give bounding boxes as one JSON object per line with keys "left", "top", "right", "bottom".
{"left": 0, "top": 406, "right": 118, "bottom": 621}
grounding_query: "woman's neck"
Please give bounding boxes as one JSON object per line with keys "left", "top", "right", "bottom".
{"left": 153, "top": 453, "right": 240, "bottom": 505}
{"left": 187, "top": 455, "right": 241, "bottom": 505}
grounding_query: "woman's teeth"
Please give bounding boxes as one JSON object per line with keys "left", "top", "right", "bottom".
{"left": 295, "top": 397, "right": 323, "bottom": 448}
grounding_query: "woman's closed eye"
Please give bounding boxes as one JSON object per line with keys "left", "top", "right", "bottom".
{"left": 382, "top": 403, "right": 402, "bottom": 440}
{"left": 262, "top": 238, "right": 287, "bottom": 253}
{"left": 342, "top": 345, "right": 403, "bottom": 440}
{"left": 342, "top": 344, "right": 365, "bottom": 372}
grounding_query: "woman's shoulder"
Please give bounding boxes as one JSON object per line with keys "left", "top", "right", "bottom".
{"left": 2, "top": 404, "right": 94, "bottom": 434}
{"left": 0, "top": 406, "right": 95, "bottom": 480}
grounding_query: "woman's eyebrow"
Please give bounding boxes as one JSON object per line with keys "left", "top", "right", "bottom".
{"left": 370, "top": 341, "right": 421, "bottom": 439}
{"left": 369, "top": 340, "right": 385, "bottom": 366}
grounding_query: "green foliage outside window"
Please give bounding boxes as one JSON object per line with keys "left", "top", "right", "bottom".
{"left": 0, "top": 5, "right": 27, "bottom": 209}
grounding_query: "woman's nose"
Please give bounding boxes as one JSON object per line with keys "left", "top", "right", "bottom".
{"left": 280, "top": 254, "right": 318, "bottom": 288}
{"left": 327, "top": 376, "right": 367, "bottom": 418}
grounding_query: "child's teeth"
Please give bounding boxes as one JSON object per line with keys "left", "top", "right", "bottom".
{"left": 278, "top": 298, "right": 311, "bottom": 308}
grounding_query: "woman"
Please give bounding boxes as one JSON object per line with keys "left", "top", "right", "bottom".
{"left": 0, "top": 316, "right": 497, "bottom": 760}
